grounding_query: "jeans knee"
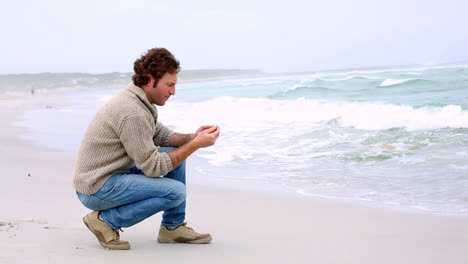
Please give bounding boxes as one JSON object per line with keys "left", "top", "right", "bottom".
{"left": 171, "top": 181, "right": 186, "bottom": 204}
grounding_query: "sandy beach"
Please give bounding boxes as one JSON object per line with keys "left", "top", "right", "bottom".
{"left": 1, "top": 95, "right": 468, "bottom": 264}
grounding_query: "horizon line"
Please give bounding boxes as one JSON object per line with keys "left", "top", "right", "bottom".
{"left": 1, "top": 60, "right": 468, "bottom": 76}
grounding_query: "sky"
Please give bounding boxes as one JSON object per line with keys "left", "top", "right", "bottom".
{"left": 1, "top": 0, "right": 467, "bottom": 74}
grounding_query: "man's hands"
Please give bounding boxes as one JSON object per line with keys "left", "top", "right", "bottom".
{"left": 167, "top": 125, "right": 220, "bottom": 168}
{"left": 192, "top": 125, "right": 220, "bottom": 148}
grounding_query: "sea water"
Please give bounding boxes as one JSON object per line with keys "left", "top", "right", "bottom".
{"left": 7, "top": 65, "right": 468, "bottom": 214}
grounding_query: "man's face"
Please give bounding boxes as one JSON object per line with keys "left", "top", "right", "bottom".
{"left": 148, "top": 72, "right": 177, "bottom": 106}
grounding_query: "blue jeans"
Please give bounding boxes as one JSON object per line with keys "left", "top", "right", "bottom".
{"left": 76, "top": 147, "right": 186, "bottom": 230}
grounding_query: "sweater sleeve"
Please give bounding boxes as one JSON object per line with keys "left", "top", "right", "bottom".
{"left": 119, "top": 115, "right": 173, "bottom": 177}
{"left": 153, "top": 120, "right": 175, "bottom": 147}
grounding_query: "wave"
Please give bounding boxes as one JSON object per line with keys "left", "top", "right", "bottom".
{"left": 268, "top": 85, "right": 337, "bottom": 99}
{"left": 324, "top": 75, "right": 382, "bottom": 81}
{"left": 336, "top": 64, "right": 468, "bottom": 76}
{"left": 160, "top": 97, "right": 468, "bottom": 132}
{"left": 269, "top": 76, "right": 437, "bottom": 101}
{"left": 380, "top": 78, "right": 436, "bottom": 90}
{"left": 380, "top": 78, "right": 412, "bottom": 87}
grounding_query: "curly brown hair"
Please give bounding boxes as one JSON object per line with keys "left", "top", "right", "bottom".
{"left": 132, "top": 48, "right": 180, "bottom": 87}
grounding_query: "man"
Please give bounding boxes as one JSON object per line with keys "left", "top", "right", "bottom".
{"left": 73, "top": 48, "right": 220, "bottom": 250}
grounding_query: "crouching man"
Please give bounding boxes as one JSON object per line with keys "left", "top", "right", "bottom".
{"left": 73, "top": 48, "right": 220, "bottom": 250}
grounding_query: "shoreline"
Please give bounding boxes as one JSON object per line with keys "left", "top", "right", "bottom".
{"left": 1, "top": 94, "right": 468, "bottom": 263}
{"left": 187, "top": 154, "right": 468, "bottom": 220}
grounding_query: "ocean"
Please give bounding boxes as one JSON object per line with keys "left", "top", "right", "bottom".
{"left": 6, "top": 65, "right": 468, "bottom": 215}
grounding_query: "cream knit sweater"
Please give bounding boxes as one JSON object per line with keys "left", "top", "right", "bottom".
{"left": 73, "top": 83, "right": 174, "bottom": 195}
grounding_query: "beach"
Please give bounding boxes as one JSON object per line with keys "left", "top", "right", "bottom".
{"left": 1, "top": 87, "right": 468, "bottom": 263}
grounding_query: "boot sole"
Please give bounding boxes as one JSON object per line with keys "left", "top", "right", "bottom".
{"left": 82, "top": 216, "right": 130, "bottom": 250}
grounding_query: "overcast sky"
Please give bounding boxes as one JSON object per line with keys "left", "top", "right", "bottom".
{"left": 1, "top": 0, "right": 467, "bottom": 74}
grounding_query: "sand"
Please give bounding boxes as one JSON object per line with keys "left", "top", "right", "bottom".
{"left": 1, "top": 94, "right": 468, "bottom": 264}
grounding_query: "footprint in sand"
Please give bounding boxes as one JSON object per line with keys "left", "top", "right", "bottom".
{"left": 0, "top": 221, "right": 20, "bottom": 238}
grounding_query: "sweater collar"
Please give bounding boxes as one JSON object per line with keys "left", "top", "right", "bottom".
{"left": 127, "top": 82, "right": 157, "bottom": 117}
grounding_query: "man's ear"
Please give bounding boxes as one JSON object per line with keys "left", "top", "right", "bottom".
{"left": 147, "top": 74, "right": 155, "bottom": 87}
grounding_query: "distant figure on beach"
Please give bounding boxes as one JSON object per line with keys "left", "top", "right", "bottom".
{"left": 73, "top": 48, "right": 220, "bottom": 250}
{"left": 30, "top": 86, "right": 35, "bottom": 96}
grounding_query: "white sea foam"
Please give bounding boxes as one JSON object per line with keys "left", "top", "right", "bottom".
{"left": 380, "top": 78, "right": 411, "bottom": 87}
{"left": 155, "top": 96, "right": 468, "bottom": 178}
{"left": 160, "top": 97, "right": 468, "bottom": 133}
{"left": 285, "top": 80, "right": 308, "bottom": 91}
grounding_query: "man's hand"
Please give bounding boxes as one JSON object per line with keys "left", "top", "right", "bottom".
{"left": 195, "top": 125, "right": 217, "bottom": 136}
{"left": 168, "top": 125, "right": 219, "bottom": 147}
{"left": 192, "top": 125, "right": 220, "bottom": 148}
{"left": 167, "top": 125, "right": 220, "bottom": 168}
